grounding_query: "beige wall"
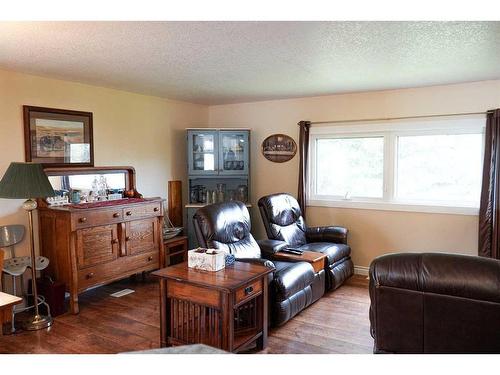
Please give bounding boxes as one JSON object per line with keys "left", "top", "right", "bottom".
{"left": 209, "top": 80, "right": 500, "bottom": 269}
{"left": 0, "top": 69, "right": 208, "bottom": 257}
{"left": 2, "top": 68, "right": 499, "bottom": 270}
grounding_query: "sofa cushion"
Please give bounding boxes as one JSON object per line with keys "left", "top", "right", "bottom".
{"left": 271, "top": 260, "right": 315, "bottom": 301}
{"left": 298, "top": 242, "right": 351, "bottom": 264}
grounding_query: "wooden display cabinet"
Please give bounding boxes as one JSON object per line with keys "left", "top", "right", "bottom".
{"left": 185, "top": 128, "right": 251, "bottom": 249}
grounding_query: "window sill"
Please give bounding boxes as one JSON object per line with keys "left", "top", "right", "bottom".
{"left": 307, "top": 199, "right": 479, "bottom": 216}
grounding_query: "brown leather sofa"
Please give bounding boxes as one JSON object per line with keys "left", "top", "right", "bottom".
{"left": 369, "top": 252, "right": 500, "bottom": 353}
{"left": 193, "top": 201, "right": 325, "bottom": 327}
{"left": 258, "top": 193, "right": 353, "bottom": 290}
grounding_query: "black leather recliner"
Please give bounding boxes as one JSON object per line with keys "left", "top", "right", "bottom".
{"left": 193, "top": 201, "right": 325, "bottom": 327}
{"left": 258, "top": 193, "right": 353, "bottom": 291}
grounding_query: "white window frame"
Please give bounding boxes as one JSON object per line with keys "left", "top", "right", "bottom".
{"left": 308, "top": 115, "right": 486, "bottom": 215}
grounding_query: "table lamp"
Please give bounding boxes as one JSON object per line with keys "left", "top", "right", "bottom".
{"left": 0, "top": 162, "right": 55, "bottom": 330}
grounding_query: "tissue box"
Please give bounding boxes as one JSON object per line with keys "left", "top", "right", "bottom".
{"left": 188, "top": 248, "right": 226, "bottom": 272}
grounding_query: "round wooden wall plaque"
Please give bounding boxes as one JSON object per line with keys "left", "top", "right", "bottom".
{"left": 261, "top": 134, "right": 297, "bottom": 163}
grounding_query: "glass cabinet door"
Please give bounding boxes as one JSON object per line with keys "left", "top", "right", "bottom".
{"left": 188, "top": 131, "right": 218, "bottom": 175}
{"left": 219, "top": 131, "right": 249, "bottom": 175}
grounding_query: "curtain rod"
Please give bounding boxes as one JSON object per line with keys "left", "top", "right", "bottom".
{"left": 308, "top": 110, "right": 491, "bottom": 125}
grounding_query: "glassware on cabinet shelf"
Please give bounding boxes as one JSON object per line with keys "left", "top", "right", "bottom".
{"left": 190, "top": 187, "right": 199, "bottom": 204}
{"left": 199, "top": 187, "right": 207, "bottom": 203}
{"left": 216, "top": 183, "right": 226, "bottom": 203}
{"left": 236, "top": 185, "right": 248, "bottom": 203}
{"left": 192, "top": 133, "right": 216, "bottom": 172}
{"left": 221, "top": 133, "right": 247, "bottom": 172}
{"left": 190, "top": 185, "right": 208, "bottom": 204}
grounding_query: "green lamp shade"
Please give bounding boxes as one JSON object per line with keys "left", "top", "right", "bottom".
{"left": 0, "top": 162, "right": 55, "bottom": 199}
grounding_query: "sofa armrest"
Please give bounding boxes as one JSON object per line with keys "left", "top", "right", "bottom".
{"left": 236, "top": 257, "right": 275, "bottom": 269}
{"left": 257, "top": 239, "right": 289, "bottom": 257}
{"left": 306, "top": 226, "right": 348, "bottom": 244}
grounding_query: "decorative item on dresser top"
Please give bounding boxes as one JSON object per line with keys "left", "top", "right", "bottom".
{"left": 37, "top": 166, "right": 164, "bottom": 314}
{"left": 0, "top": 162, "right": 55, "bottom": 331}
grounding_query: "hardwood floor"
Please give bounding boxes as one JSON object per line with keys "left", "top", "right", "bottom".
{"left": 0, "top": 274, "right": 373, "bottom": 354}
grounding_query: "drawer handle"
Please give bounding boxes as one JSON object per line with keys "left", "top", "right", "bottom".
{"left": 244, "top": 286, "right": 254, "bottom": 296}
{"left": 126, "top": 211, "right": 132, "bottom": 216}
{"left": 148, "top": 256, "right": 153, "bottom": 261}
{"left": 111, "top": 239, "right": 118, "bottom": 244}
{"left": 125, "top": 236, "right": 130, "bottom": 241}
{"left": 113, "top": 212, "right": 120, "bottom": 218}
{"left": 79, "top": 217, "right": 87, "bottom": 223}
{"left": 86, "top": 272, "right": 94, "bottom": 279}
{"left": 153, "top": 207, "right": 159, "bottom": 212}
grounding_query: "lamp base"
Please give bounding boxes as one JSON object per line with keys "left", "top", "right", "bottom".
{"left": 22, "top": 314, "right": 53, "bottom": 331}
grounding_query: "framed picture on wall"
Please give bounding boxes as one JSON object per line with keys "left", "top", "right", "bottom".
{"left": 261, "top": 134, "right": 297, "bottom": 163}
{"left": 23, "top": 105, "right": 94, "bottom": 167}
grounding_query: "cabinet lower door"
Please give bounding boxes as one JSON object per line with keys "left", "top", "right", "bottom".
{"left": 125, "top": 218, "right": 159, "bottom": 256}
{"left": 76, "top": 225, "right": 119, "bottom": 268}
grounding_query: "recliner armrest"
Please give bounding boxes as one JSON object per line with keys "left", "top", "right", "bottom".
{"left": 257, "top": 239, "right": 289, "bottom": 257}
{"left": 236, "top": 257, "right": 275, "bottom": 269}
{"left": 306, "top": 226, "right": 348, "bottom": 244}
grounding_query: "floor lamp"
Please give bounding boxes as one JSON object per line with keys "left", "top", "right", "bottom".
{"left": 0, "top": 162, "right": 55, "bottom": 330}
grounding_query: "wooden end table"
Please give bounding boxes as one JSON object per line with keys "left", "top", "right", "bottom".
{"left": 152, "top": 261, "right": 274, "bottom": 353}
{"left": 0, "top": 292, "right": 22, "bottom": 335}
{"left": 163, "top": 235, "right": 188, "bottom": 267}
{"left": 271, "top": 250, "right": 327, "bottom": 273}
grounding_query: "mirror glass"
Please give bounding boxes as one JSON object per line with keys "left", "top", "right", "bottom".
{"left": 48, "top": 172, "right": 126, "bottom": 194}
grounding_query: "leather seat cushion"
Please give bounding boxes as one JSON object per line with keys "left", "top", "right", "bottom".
{"left": 271, "top": 260, "right": 315, "bottom": 300}
{"left": 298, "top": 242, "right": 351, "bottom": 264}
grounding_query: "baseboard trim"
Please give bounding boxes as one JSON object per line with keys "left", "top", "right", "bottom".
{"left": 354, "top": 265, "right": 369, "bottom": 276}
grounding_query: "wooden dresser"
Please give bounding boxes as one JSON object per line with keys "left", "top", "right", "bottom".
{"left": 38, "top": 167, "right": 164, "bottom": 314}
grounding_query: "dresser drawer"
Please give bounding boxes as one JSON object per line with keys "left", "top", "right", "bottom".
{"left": 123, "top": 203, "right": 161, "bottom": 219}
{"left": 235, "top": 279, "right": 262, "bottom": 305}
{"left": 74, "top": 209, "right": 123, "bottom": 229}
{"left": 77, "top": 251, "right": 159, "bottom": 291}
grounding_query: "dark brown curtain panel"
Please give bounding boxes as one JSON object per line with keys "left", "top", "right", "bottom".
{"left": 479, "top": 109, "right": 500, "bottom": 259}
{"left": 298, "top": 120, "right": 311, "bottom": 218}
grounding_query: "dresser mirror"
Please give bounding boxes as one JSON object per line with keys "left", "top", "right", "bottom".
{"left": 48, "top": 172, "right": 126, "bottom": 193}
{"left": 42, "top": 166, "right": 140, "bottom": 205}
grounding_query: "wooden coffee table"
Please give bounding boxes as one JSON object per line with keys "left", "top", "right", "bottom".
{"left": 271, "top": 250, "right": 327, "bottom": 273}
{"left": 152, "top": 261, "right": 274, "bottom": 353}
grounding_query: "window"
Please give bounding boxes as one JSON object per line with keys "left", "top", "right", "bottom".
{"left": 316, "top": 137, "right": 384, "bottom": 199}
{"left": 395, "top": 134, "right": 483, "bottom": 205}
{"left": 309, "top": 116, "right": 485, "bottom": 215}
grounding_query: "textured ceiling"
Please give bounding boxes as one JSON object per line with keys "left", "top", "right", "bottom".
{"left": 0, "top": 21, "right": 499, "bottom": 104}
